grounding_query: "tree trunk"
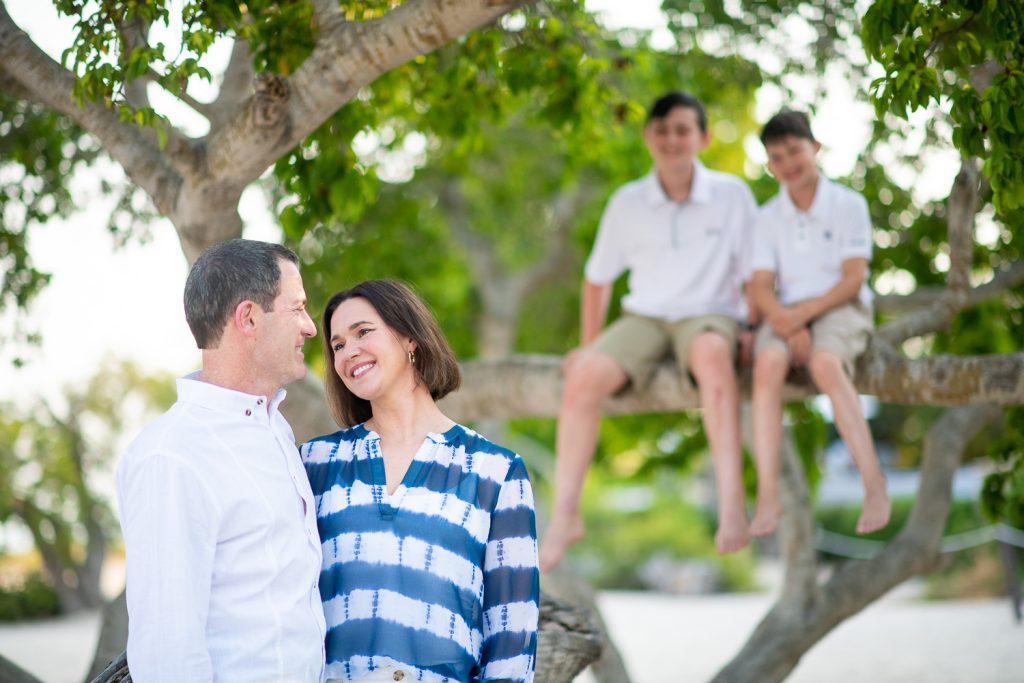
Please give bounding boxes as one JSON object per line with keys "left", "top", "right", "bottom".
{"left": 85, "top": 589, "right": 129, "bottom": 682}
{"left": 710, "top": 405, "right": 1002, "bottom": 682}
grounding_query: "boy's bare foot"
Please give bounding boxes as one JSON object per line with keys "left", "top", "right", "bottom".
{"left": 715, "top": 514, "right": 750, "bottom": 554}
{"left": 749, "top": 497, "right": 781, "bottom": 537}
{"left": 856, "top": 488, "right": 891, "bottom": 534}
{"left": 539, "top": 515, "right": 585, "bottom": 573}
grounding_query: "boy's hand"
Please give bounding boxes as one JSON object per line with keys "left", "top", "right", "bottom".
{"left": 769, "top": 305, "right": 811, "bottom": 338}
{"left": 787, "top": 328, "right": 812, "bottom": 366}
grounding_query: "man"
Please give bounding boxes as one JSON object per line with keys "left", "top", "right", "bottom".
{"left": 117, "top": 239, "right": 326, "bottom": 682}
{"left": 539, "top": 91, "right": 758, "bottom": 571}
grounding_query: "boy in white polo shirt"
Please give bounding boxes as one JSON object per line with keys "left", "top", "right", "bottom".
{"left": 748, "top": 110, "right": 890, "bottom": 537}
{"left": 539, "top": 91, "right": 758, "bottom": 571}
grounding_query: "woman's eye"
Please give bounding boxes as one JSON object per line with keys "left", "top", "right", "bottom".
{"left": 333, "top": 342, "right": 344, "bottom": 352}
{"left": 358, "top": 327, "right": 371, "bottom": 337}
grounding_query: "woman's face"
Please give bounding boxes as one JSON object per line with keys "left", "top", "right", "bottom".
{"left": 328, "top": 297, "right": 416, "bottom": 403}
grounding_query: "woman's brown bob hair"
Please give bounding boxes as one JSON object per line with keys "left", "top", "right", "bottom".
{"left": 322, "top": 279, "right": 461, "bottom": 427}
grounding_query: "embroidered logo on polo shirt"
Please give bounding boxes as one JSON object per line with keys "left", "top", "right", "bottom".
{"left": 823, "top": 230, "right": 833, "bottom": 240}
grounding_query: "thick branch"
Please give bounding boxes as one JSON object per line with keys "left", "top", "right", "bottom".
{"left": 207, "top": 37, "right": 254, "bottom": 132}
{"left": 439, "top": 349, "right": 1024, "bottom": 421}
{"left": 946, "top": 158, "right": 980, "bottom": 292}
{"left": 875, "top": 260, "right": 1024, "bottom": 313}
{"left": 203, "top": 0, "right": 532, "bottom": 185}
{"left": 877, "top": 156, "right": 982, "bottom": 344}
{"left": 0, "top": 3, "right": 190, "bottom": 216}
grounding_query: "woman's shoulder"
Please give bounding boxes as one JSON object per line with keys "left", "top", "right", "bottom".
{"left": 445, "top": 423, "right": 524, "bottom": 473}
{"left": 299, "top": 423, "right": 367, "bottom": 462}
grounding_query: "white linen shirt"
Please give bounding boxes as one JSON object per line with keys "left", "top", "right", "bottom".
{"left": 584, "top": 161, "right": 757, "bottom": 321}
{"left": 751, "top": 175, "right": 874, "bottom": 307}
{"left": 117, "top": 374, "right": 327, "bottom": 683}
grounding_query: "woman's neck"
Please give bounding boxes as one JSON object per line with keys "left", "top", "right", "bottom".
{"left": 367, "top": 387, "right": 453, "bottom": 441}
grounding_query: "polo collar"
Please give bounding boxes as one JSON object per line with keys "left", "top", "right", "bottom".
{"left": 644, "top": 161, "right": 712, "bottom": 206}
{"left": 177, "top": 371, "right": 287, "bottom": 419}
{"left": 779, "top": 174, "right": 832, "bottom": 222}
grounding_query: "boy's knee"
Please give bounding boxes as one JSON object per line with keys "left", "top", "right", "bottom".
{"left": 564, "top": 352, "right": 624, "bottom": 402}
{"left": 689, "top": 332, "right": 734, "bottom": 374}
{"left": 754, "top": 348, "right": 789, "bottom": 384}
{"left": 808, "top": 350, "right": 845, "bottom": 386}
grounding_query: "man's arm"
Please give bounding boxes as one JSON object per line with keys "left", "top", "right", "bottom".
{"left": 119, "top": 453, "right": 217, "bottom": 683}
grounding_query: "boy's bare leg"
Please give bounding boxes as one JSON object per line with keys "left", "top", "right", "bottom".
{"left": 808, "top": 350, "right": 891, "bottom": 534}
{"left": 540, "top": 351, "right": 629, "bottom": 572}
{"left": 688, "top": 332, "right": 749, "bottom": 554}
{"left": 749, "top": 348, "right": 789, "bottom": 536}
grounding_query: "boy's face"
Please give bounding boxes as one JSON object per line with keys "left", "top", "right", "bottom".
{"left": 765, "top": 135, "right": 821, "bottom": 192}
{"left": 643, "top": 105, "right": 710, "bottom": 173}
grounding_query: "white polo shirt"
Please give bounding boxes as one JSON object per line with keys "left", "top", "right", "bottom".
{"left": 751, "top": 175, "right": 873, "bottom": 308}
{"left": 584, "top": 161, "right": 757, "bottom": 321}
{"left": 117, "top": 374, "right": 327, "bottom": 683}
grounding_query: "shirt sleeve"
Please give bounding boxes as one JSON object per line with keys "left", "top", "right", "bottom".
{"left": 583, "top": 191, "right": 627, "bottom": 285}
{"left": 480, "top": 455, "right": 539, "bottom": 683}
{"left": 118, "top": 451, "right": 219, "bottom": 683}
{"left": 839, "top": 191, "right": 873, "bottom": 261}
{"left": 750, "top": 205, "right": 778, "bottom": 275}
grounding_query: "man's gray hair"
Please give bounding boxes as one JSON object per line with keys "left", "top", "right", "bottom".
{"left": 184, "top": 239, "right": 299, "bottom": 349}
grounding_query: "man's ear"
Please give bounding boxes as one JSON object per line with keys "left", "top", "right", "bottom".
{"left": 233, "top": 300, "right": 259, "bottom": 338}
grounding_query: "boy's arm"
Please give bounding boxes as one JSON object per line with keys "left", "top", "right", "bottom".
{"left": 580, "top": 278, "right": 613, "bottom": 347}
{"left": 788, "top": 256, "right": 868, "bottom": 324}
{"left": 749, "top": 269, "right": 783, "bottom": 326}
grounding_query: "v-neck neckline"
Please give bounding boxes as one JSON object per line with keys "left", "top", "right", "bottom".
{"left": 359, "top": 423, "right": 460, "bottom": 517}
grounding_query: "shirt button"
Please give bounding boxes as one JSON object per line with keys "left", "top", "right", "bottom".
{"left": 245, "top": 409, "right": 252, "bottom": 416}
{"left": 393, "top": 672, "right": 405, "bottom": 681}
{"left": 257, "top": 398, "right": 264, "bottom": 405}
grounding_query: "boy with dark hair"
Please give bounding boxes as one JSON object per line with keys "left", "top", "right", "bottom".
{"left": 748, "top": 110, "right": 890, "bottom": 537}
{"left": 540, "top": 91, "right": 758, "bottom": 570}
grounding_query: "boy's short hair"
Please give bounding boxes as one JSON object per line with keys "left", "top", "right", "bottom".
{"left": 646, "top": 91, "right": 708, "bottom": 132}
{"left": 760, "top": 110, "right": 816, "bottom": 146}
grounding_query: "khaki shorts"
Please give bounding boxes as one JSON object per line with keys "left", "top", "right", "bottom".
{"left": 592, "top": 313, "right": 739, "bottom": 392}
{"left": 754, "top": 301, "right": 874, "bottom": 375}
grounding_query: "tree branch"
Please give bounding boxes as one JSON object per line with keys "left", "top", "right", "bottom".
{"left": 946, "top": 157, "right": 979, "bottom": 292}
{"left": 202, "top": 0, "right": 533, "bottom": 185}
{"left": 207, "top": 37, "right": 254, "bottom": 132}
{"left": 875, "top": 260, "right": 1024, "bottom": 313}
{"left": 0, "top": 3, "right": 190, "bottom": 216}
{"left": 439, "top": 349, "right": 1024, "bottom": 421}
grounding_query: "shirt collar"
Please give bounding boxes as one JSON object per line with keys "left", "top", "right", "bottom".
{"left": 779, "top": 173, "right": 831, "bottom": 221}
{"left": 644, "top": 160, "right": 713, "bottom": 206}
{"left": 177, "top": 371, "right": 287, "bottom": 420}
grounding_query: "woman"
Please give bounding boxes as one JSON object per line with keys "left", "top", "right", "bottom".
{"left": 301, "top": 280, "right": 539, "bottom": 683}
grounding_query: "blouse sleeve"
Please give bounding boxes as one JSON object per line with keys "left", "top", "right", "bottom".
{"left": 479, "top": 455, "right": 539, "bottom": 683}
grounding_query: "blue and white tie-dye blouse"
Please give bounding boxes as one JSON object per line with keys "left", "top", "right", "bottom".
{"left": 300, "top": 422, "right": 539, "bottom": 683}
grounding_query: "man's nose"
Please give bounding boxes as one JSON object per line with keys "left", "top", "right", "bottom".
{"left": 302, "top": 311, "right": 317, "bottom": 337}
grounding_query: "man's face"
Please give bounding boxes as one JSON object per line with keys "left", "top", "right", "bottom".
{"left": 254, "top": 259, "right": 317, "bottom": 391}
{"left": 765, "top": 135, "right": 821, "bottom": 192}
{"left": 643, "top": 106, "right": 710, "bottom": 173}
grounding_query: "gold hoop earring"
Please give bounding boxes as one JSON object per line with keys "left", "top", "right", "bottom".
{"left": 408, "top": 349, "right": 416, "bottom": 365}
